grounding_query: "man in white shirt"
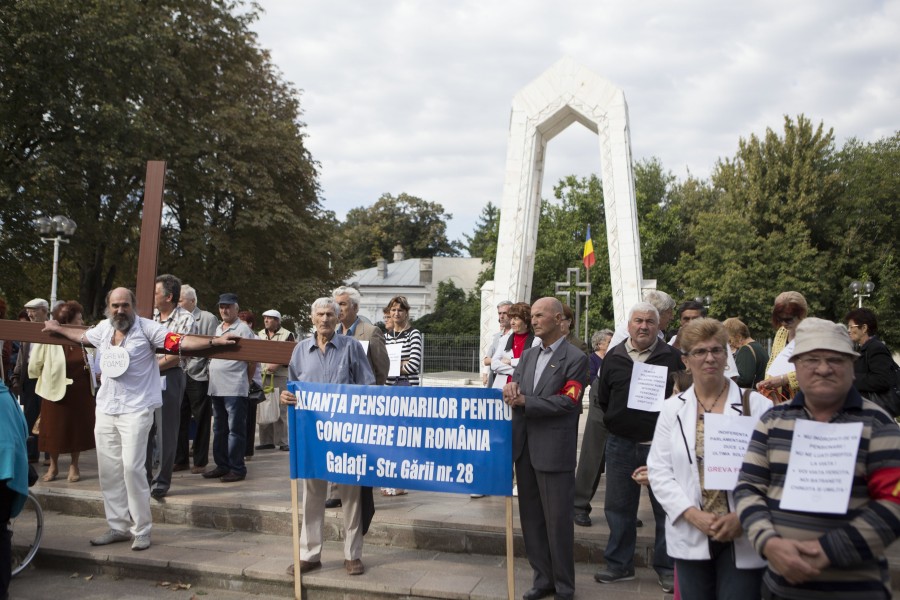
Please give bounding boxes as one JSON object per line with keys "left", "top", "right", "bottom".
{"left": 42, "top": 287, "right": 236, "bottom": 550}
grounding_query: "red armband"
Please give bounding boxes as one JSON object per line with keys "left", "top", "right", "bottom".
{"left": 559, "top": 380, "right": 583, "bottom": 404}
{"left": 163, "top": 333, "right": 183, "bottom": 353}
{"left": 867, "top": 467, "right": 900, "bottom": 504}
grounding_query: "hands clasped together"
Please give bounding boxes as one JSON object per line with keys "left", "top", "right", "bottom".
{"left": 502, "top": 382, "right": 525, "bottom": 408}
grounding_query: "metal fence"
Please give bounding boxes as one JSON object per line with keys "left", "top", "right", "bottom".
{"left": 422, "top": 333, "right": 481, "bottom": 375}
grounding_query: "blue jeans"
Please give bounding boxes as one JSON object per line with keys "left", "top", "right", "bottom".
{"left": 211, "top": 395, "right": 247, "bottom": 476}
{"left": 675, "top": 540, "right": 764, "bottom": 600}
{"left": 603, "top": 433, "right": 673, "bottom": 575}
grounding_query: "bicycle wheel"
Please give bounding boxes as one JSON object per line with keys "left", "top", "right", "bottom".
{"left": 10, "top": 491, "right": 43, "bottom": 576}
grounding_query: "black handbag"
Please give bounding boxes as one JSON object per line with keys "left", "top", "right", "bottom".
{"left": 248, "top": 381, "right": 266, "bottom": 405}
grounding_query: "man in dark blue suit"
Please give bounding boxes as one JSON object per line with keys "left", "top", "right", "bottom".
{"left": 504, "top": 297, "right": 590, "bottom": 600}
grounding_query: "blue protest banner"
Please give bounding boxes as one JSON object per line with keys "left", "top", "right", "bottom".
{"left": 288, "top": 382, "right": 512, "bottom": 496}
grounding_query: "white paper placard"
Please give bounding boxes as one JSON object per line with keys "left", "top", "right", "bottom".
{"left": 387, "top": 344, "right": 403, "bottom": 377}
{"left": 767, "top": 340, "right": 796, "bottom": 377}
{"left": 626, "top": 362, "right": 668, "bottom": 412}
{"left": 780, "top": 420, "right": 863, "bottom": 514}
{"left": 160, "top": 375, "right": 167, "bottom": 390}
{"left": 358, "top": 340, "right": 369, "bottom": 354}
{"left": 703, "top": 413, "right": 759, "bottom": 490}
{"left": 492, "top": 374, "right": 508, "bottom": 389}
{"left": 100, "top": 346, "right": 129, "bottom": 378}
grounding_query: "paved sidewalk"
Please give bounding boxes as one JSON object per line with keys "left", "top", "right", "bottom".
{"left": 20, "top": 511, "right": 673, "bottom": 600}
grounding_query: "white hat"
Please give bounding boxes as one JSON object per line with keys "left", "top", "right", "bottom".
{"left": 262, "top": 309, "right": 282, "bottom": 320}
{"left": 24, "top": 298, "right": 49, "bottom": 309}
{"left": 789, "top": 317, "right": 859, "bottom": 361}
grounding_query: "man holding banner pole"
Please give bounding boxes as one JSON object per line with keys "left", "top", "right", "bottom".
{"left": 280, "top": 297, "right": 375, "bottom": 578}
{"left": 503, "top": 297, "right": 589, "bottom": 600}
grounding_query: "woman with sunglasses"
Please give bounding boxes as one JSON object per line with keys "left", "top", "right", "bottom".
{"left": 756, "top": 291, "right": 808, "bottom": 403}
{"left": 648, "top": 318, "right": 771, "bottom": 599}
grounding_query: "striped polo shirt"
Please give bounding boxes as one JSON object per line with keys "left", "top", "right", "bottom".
{"left": 735, "top": 388, "right": 900, "bottom": 599}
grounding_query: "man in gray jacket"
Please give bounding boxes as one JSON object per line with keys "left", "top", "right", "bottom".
{"left": 504, "top": 297, "right": 589, "bottom": 600}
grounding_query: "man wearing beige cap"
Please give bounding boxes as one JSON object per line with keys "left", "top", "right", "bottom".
{"left": 736, "top": 318, "right": 900, "bottom": 599}
{"left": 11, "top": 298, "right": 50, "bottom": 461}
{"left": 256, "top": 309, "right": 294, "bottom": 451}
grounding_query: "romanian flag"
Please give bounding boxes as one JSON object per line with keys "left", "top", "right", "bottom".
{"left": 582, "top": 225, "right": 596, "bottom": 269}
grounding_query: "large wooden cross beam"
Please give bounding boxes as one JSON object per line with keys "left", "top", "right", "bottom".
{"left": 0, "top": 161, "right": 296, "bottom": 365}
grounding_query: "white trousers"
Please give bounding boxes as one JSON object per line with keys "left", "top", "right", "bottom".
{"left": 95, "top": 408, "right": 154, "bottom": 536}
{"left": 300, "top": 479, "right": 362, "bottom": 562}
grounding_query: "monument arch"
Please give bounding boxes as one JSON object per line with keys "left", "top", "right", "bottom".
{"left": 482, "top": 57, "right": 648, "bottom": 355}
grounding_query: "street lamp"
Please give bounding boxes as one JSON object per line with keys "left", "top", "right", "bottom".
{"left": 849, "top": 280, "right": 875, "bottom": 309}
{"left": 34, "top": 215, "right": 77, "bottom": 306}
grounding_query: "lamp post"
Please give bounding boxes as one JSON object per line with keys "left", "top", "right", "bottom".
{"left": 849, "top": 280, "right": 875, "bottom": 309}
{"left": 34, "top": 215, "right": 77, "bottom": 306}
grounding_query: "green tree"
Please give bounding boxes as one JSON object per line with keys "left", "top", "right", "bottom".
{"left": 676, "top": 115, "right": 837, "bottom": 336}
{"left": 463, "top": 202, "right": 500, "bottom": 259}
{"left": 0, "top": 0, "right": 333, "bottom": 320}
{"left": 462, "top": 201, "right": 500, "bottom": 286}
{"left": 413, "top": 280, "right": 480, "bottom": 335}
{"left": 633, "top": 158, "right": 686, "bottom": 295}
{"left": 339, "top": 193, "right": 460, "bottom": 270}
{"left": 830, "top": 133, "right": 900, "bottom": 347}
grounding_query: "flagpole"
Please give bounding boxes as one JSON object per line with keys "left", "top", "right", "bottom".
{"left": 584, "top": 265, "right": 590, "bottom": 343}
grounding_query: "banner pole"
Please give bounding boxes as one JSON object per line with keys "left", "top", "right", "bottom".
{"left": 506, "top": 496, "right": 515, "bottom": 600}
{"left": 291, "top": 478, "right": 302, "bottom": 600}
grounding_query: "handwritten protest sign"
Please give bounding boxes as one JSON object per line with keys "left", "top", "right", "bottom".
{"left": 288, "top": 382, "right": 513, "bottom": 496}
{"left": 703, "top": 413, "right": 758, "bottom": 490}
{"left": 626, "top": 361, "right": 668, "bottom": 412}
{"left": 781, "top": 420, "right": 863, "bottom": 514}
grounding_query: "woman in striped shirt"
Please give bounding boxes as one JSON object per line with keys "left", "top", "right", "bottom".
{"left": 382, "top": 295, "right": 423, "bottom": 497}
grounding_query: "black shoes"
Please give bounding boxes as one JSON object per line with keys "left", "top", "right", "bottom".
{"left": 574, "top": 513, "right": 592, "bottom": 527}
{"left": 220, "top": 471, "right": 245, "bottom": 483}
{"left": 522, "top": 587, "right": 554, "bottom": 600}
{"left": 201, "top": 466, "right": 229, "bottom": 479}
{"left": 325, "top": 498, "right": 342, "bottom": 509}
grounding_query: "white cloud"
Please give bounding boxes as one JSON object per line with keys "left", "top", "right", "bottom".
{"left": 252, "top": 0, "right": 900, "bottom": 247}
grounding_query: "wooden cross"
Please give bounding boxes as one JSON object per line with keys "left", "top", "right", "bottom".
{"left": 0, "top": 161, "right": 295, "bottom": 365}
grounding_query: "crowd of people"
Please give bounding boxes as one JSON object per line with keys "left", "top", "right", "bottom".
{"left": 0, "top": 281, "right": 421, "bottom": 586}
{"left": 2, "top": 283, "right": 899, "bottom": 600}
{"left": 483, "top": 289, "right": 899, "bottom": 600}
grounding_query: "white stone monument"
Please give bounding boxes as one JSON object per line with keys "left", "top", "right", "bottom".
{"left": 482, "top": 57, "right": 646, "bottom": 359}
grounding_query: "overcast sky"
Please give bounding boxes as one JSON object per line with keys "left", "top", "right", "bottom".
{"left": 250, "top": 0, "right": 898, "bottom": 248}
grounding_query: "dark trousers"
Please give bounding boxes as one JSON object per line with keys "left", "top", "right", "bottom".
{"left": 515, "top": 443, "right": 576, "bottom": 598}
{"left": 211, "top": 395, "right": 248, "bottom": 476}
{"left": 146, "top": 368, "right": 185, "bottom": 493}
{"left": 20, "top": 380, "right": 40, "bottom": 460}
{"left": 675, "top": 540, "right": 764, "bottom": 600}
{"left": 245, "top": 398, "right": 256, "bottom": 457}
{"left": 603, "top": 433, "right": 673, "bottom": 575}
{"left": 573, "top": 405, "right": 608, "bottom": 515}
{"left": 175, "top": 376, "right": 211, "bottom": 468}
